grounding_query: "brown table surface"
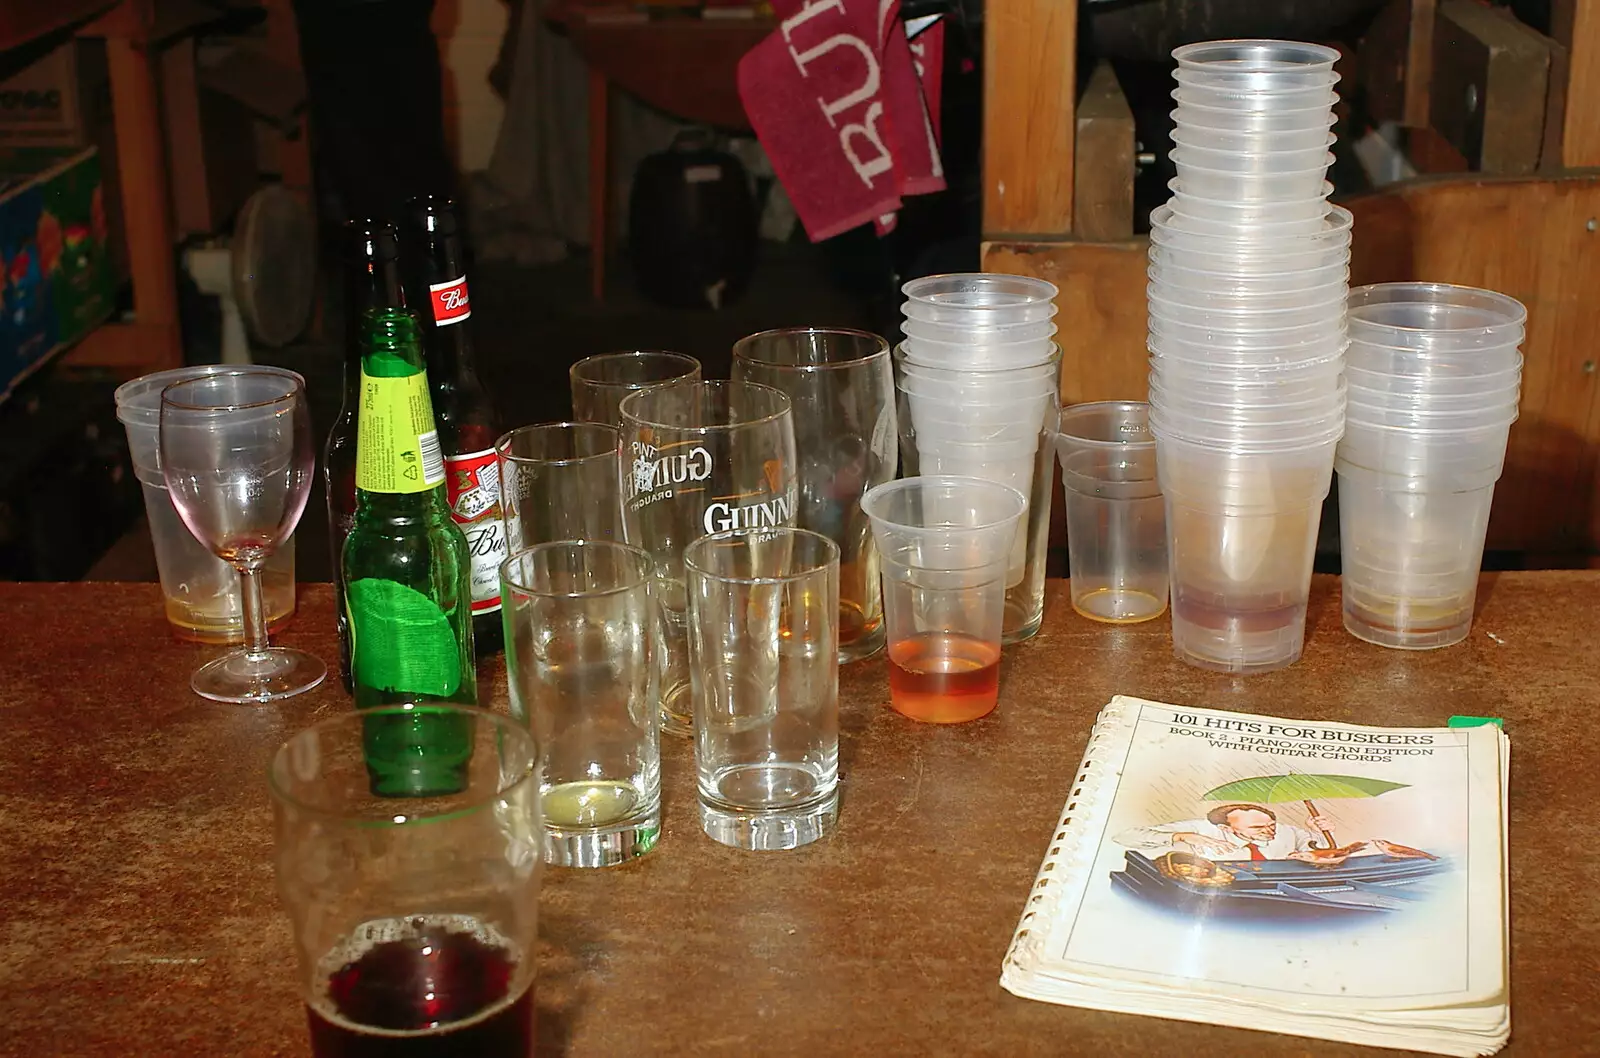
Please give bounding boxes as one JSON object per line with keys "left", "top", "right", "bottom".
{"left": 2, "top": 575, "right": 1595, "bottom": 1057}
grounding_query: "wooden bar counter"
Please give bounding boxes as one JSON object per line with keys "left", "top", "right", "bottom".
{"left": 2, "top": 575, "right": 1596, "bottom": 1057}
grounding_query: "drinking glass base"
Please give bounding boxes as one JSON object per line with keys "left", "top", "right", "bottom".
{"left": 543, "top": 809, "right": 662, "bottom": 868}
{"left": 840, "top": 624, "right": 886, "bottom": 664}
{"left": 1071, "top": 586, "right": 1169, "bottom": 625}
{"left": 659, "top": 681, "right": 694, "bottom": 737}
{"left": 1343, "top": 608, "right": 1471, "bottom": 651}
{"left": 191, "top": 646, "right": 327, "bottom": 703}
{"left": 699, "top": 789, "right": 839, "bottom": 851}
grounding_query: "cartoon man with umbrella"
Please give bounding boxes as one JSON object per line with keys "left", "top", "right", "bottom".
{"left": 1115, "top": 773, "right": 1437, "bottom": 865}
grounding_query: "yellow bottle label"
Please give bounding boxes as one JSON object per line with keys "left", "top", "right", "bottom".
{"left": 355, "top": 368, "right": 446, "bottom": 493}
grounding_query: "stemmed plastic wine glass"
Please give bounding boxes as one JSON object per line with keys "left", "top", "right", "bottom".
{"left": 160, "top": 367, "right": 325, "bottom": 702}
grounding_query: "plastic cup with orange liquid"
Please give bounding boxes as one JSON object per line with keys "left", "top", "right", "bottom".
{"left": 861, "top": 476, "right": 1026, "bottom": 724}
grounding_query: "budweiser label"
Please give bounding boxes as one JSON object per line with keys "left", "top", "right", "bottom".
{"left": 429, "top": 275, "right": 472, "bottom": 326}
{"left": 445, "top": 448, "right": 504, "bottom": 614}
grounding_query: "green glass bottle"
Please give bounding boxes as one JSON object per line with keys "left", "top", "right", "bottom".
{"left": 342, "top": 308, "right": 477, "bottom": 795}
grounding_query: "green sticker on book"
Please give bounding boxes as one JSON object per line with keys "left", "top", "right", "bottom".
{"left": 1447, "top": 715, "right": 1505, "bottom": 729}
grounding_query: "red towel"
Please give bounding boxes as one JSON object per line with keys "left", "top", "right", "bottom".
{"left": 738, "top": 0, "right": 945, "bottom": 242}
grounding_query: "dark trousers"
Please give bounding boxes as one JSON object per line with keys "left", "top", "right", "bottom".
{"left": 291, "top": 0, "right": 456, "bottom": 225}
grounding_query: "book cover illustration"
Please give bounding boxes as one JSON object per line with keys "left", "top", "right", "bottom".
{"left": 1027, "top": 698, "right": 1504, "bottom": 1012}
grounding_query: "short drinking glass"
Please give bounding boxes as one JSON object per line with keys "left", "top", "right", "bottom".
{"left": 501, "top": 541, "right": 661, "bottom": 866}
{"left": 270, "top": 705, "right": 542, "bottom": 1057}
{"left": 496, "top": 422, "right": 622, "bottom": 551}
{"left": 685, "top": 527, "right": 840, "bottom": 850}
{"left": 569, "top": 350, "right": 702, "bottom": 427}
{"left": 159, "top": 367, "right": 324, "bottom": 702}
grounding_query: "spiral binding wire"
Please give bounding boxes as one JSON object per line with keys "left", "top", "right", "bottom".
{"left": 1003, "top": 696, "right": 1138, "bottom": 974}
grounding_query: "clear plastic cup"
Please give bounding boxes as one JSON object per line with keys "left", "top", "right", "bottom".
{"left": 1337, "top": 462, "right": 1498, "bottom": 650}
{"left": 1148, "top": 367, "right": 1344, "bottom": 407}
{"left": 1338, "top": 423, "right": 1513, "bottom": 481}
{"left": 1172, "top": 140, "right": 1334, "bottom": 174}
{"left": 901, "top": 316, "right": 1058, "bottom": 346}
{"left": 861, "top": 475, "right": 1028, "bottom": 724}
{"left": 1149, "top": 413, "right": 1345, "bottom": 454}
{"left": 116, "top": 366, "right": 297, "bottom": 644}
{"left": 1344, "top": 398, "right": 1519, "bottom": 432}
{"left": 1173, "top": 82, "right": 1338, "bottom": 113}
{"left": 1173, "top": 39, "right": 1339, "bottom": 78}
{"left": 1175, "top": 69, "right": 1339, "bottom": 96}
{"left": 1151, "top": 203, "right": 1353, "bottom": 250}
{"left": 1150, "top": 349, "right": 1345, "bottom": 387}
{"left": 1343, "top": 361, "right": 1522, "bottom": 397}
{"left": 1155, "top": 431, "right": 1338, "bottom": 505}
{"left": 1148, "top": 289, "right": 1347, "bottom": 330}
{"left": 1156, "top": 425, "right": 1334, "bottom": 674}
{"left": 1148, "top": 312, "right": 1345, "bottom": 349}
{"left": 1170, "top": 158, "right": 1335, "bottom": 201}
{"left": 1174, "top": 97, "right": 1339, "bottom": 133}
{"left": 1056, "top": 401, "right": 1168, "bottom": 624}
{"left": 902, "top": 335, "right": 1058, "bottom": 370}
{"left": 1347, "top": 283, "right": 1527, "bottom": 350}
{"left": 1170, "top": 120, "right": 1336, "bottom": 154}
{"left": 905, "top": 403, "right": 1046, "bottom": 445}
{"left": 1168, "top": 179, "right": 1332, "bottom": 221}
{"left": 1148, "top": 334, "right": 1348, "bottom": 370}
{"left": 1148, "top": 259, "right": 1348, "bottom": 296}
{"left": 1149, "top": 269, "right": 1348, "bottom": 311}
{"left": 1159, "top": 203, "right": 1332, "bottom": 238}
{"left": 1165, "top": 492, "right": 1325, "bottom": 673}
{"left": 1148, "top": 375, "right": 1345, "bottom": 419}
{"left": 1150, "top": 240, "right": 1350, "bottom": 276}
{"left": 901, "top": 274, "right": 1059, "bottom": 321}
{"left": 1345, "top": 343, "right": 1523, "bottom": 377}
{"left": 894, "top": 344, "right": 1061, "bottom": 401}
{"left": 1345, "top": 389, "right": 1520, "bottom": 417}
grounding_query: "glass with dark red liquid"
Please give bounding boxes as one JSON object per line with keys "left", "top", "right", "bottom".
{"left": 272, "top": 706, "right": 542, "bottom": 1058}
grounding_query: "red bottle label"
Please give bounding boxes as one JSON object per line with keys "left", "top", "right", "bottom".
{"left": 429, "top": 275, "right": 472, "bottom": 326}
{"left": 445, "top": 447, "right": 504, "bottom": 614}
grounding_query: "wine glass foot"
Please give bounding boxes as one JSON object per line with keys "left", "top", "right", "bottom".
{"left": 192, "top": 646, "right": 327, "bottom": 703}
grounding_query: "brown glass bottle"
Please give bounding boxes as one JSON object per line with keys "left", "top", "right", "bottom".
{"left": 325, "top": 220, "right": 407, "bottom": 691}
{"left": 401, "top": 196, "right": 504, "bottom": 656}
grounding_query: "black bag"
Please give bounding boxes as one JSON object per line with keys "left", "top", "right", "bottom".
{"left": 628, "top": 131, "right": 757, "bottom": 310}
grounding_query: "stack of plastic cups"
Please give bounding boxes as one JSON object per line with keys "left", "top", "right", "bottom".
{"left": 1337, "top": 283, "right": 1526, "bottom": 649}
{"left": 1147, "top": 39, "right": 1349, "bottom": 674}
{"left": 895, "top": 273, "right": 1061, "bottom": 643}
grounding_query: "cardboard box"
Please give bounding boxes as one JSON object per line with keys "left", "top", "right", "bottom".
{"left": 0, "top": 146, "right": 116, "bottom": 405}
{"left": 0, "top": 41, "right": 107, "bottom": 148}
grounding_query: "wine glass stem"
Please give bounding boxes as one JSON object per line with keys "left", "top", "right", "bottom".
{"left": 238, "top": 565, "right": 270, "bottom": 659}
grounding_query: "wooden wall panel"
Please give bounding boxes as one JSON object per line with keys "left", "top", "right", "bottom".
{"left": 982, "top": 0, "right": 1076, "bottom": 236}
{"left": 1348, "top": 175, "right": 1600, "bottom": 555}
{"left": 1551, "top": 0, "right": 1600, "bottom": 167}
{"left": 987, "top": 175, "right": 1600, "bottom": 558}
{"left": 980, "top": 239, "right": 1148, "bottom": 406}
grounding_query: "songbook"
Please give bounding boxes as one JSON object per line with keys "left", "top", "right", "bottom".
{"left": 1002, "top": 697, "right": 1510, "bottom": 1057}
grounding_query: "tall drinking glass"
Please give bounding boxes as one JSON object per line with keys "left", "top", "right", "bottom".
{"left": 271, "top": 705, "right": 541, "bottom": 1057}
{"left": 159, "top": 367, "right": 324, "bottom": 702}
{"left": 501, "top": 541, "right": 661, "bottom": 867}
{"left": 732, "top": 327, "right": 896, "bottom": 662}
{"left": 569, "top": 350, "right": 702, "bottom": 427}
{"left": 618, "top": 380, "right": 797, "bottom": 735}
{"left": 685, "top": 527, "right": 840, "bottom": 850}
{"left": 496, "top": 422, "right": 622, "bottom": 551}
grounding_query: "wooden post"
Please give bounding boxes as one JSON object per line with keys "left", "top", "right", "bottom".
{"left": 982, "top": 0, "right": 1076, "bottom": 237}
{"left": 1552, "top": 0, "right": 1600, "bottom": 167}
{"left": 1404, "top": 0, "right": 1438, "bottom": 127}
{"left": 1073, "top": 62, "right": 1134, "bottom": 242}
{"left": 588, "top": 67, "right": 608, "bottom": 302}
